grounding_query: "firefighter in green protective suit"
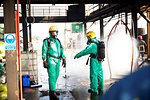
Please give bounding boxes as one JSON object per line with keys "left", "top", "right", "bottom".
{"left": 42, "top": 26, "right": 66, "bottom": 100}
{"left": 74, "top": 31, "right": 103, "bottom": 95}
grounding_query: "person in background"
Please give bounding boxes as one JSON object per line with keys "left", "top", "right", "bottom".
{"left": 74, "top": 31, "right": 104, "bottom": 95}
{"left": 138, "top": 35, "right": 147, "bottom": 60}
{"left": 42, "top": 26, "right": 66, "bottom": 100}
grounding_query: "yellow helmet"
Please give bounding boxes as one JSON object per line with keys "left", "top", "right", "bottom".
{"left": 49, "top": 26, "right": 58, "bottom": 32}
{"left": 86, "top": 31, "right": 96, "bottom": 39}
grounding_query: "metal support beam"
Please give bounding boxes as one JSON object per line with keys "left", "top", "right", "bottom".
{"left": 0, "top": 16, "right": 68, "bottom": 23}
{"left": 21, "top": 2, "right": 28, "bottom": 51}
{"left": 28, "top": 1, "right": 32, "bottom": 42}
{"left": 147, "top": 9, "right": 150, "bottom": 58}
{"left": 86, "top": 4, "right": 126, "bottom": 22}
{"left": 29, "top": 24, "right": 32, "bottom": 42}
{"left": 131, "top": 10, "right": 138, "bottom": 38}
{"left": 84, "top": 22, "right": 87, "bottom": 37}
{"left": 125, "top": 11, "right": 128, "bottom": 33}
{"left": 99, "top": 4, "right": 104, "bottom": 40}
{"left": 3, "top": 0, "right": 19, "bottom": 99}
{"left": 100, "top": 18, "right": 104, "bottom": 40}
{"left": 138, "top": 11, "right": 150, "bottom": 23}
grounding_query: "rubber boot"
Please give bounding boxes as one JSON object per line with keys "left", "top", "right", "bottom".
{"left": 55, "top": 91, "right": 60, "bottom": 95}
{"left": 88, "top": 89, "right": 98, "bottom": 94}
{"left": 88, "top": 89, "right": 92, "bottom": 93}
{"left": 90, "top": 92, "right": 99, "bottom": 100}
{"left": 98, "top": 89, "right": 103, "bottom": 95}
{"left": 49, "top": 91, "right": 59, "bottom": 100}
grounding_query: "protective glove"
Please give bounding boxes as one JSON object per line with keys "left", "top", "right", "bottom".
{"left": 62, "top": 57, "right": 66, "bottom": 68}
{"left": 43, "top": 60, "right": 49, "bottom": 68}
{"left": 74, "top": 54, "right": 79, "bottom": 59}
{"left": 74, "top": 56, "right": 77, "bottom": 59}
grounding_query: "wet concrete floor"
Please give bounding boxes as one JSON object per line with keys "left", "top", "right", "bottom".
{"left": 21, "top": 54, "right": 150, "bottom": 100}
{"left": 23, "top": 79, "right": 116, "bottom": 100}
{"left": 23, "top": 49, "right": 117, "bottom": 100}
{"left": 0, "top": 49, "right": 120, "bottom": 100}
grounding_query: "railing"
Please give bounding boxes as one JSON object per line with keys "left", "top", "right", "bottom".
{"left": 0, "top": 5, "right": 68, "bottom": 17}
{"left": 27, "top": 5, "right": 68, "bottom": 16}
{"left": 0, "top": 4, "right": 109, "bottom": 17}
{"left": 85, "top": 4, "right": 99, "bottom": 16}
{"left": 0, "top": 7, "right": 3, "bottom": 16}
{"left": 85, "top": 4, "right": 108, "bottom": 16}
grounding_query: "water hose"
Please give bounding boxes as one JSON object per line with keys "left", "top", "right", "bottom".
{"left": 63, "top": 65, "right": 69, "bottom": 79}
{"left": 107, "top": 20, "right": 134, "bottom": 79}
{"left": 64, "top": 65, "right": 67, "bottom": 78}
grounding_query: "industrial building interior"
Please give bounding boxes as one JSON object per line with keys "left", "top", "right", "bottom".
{"left": 0, "top": 0, "right": 150, "bottom": 100}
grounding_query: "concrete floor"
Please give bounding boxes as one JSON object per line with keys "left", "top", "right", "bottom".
{"left": 0, "top": 49, "right": 117, "bottom": 100}
{"left": 23, "top": 79, "right": 116, "bottom": 100}
{"left": 2, "top": 48, "right": 142, "bottom": 100}
{"left": 20, "top": 54, "right": 150, "bottom": 100}
{"left": 22, "top": 49, "right": 118, "bottom": 100}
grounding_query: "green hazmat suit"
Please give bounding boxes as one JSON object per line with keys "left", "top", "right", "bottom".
{"left": 74, "top": 38, "right": 103, "bottom": 93}
{"left": 42, "top": 33, "right": 65, "bottom": 91}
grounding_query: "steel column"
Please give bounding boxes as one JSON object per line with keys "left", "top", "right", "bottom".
{"left": 100, "top": 18, "right": 104, "bottom": 40}
{"left": 131, "top": 10, "right": 138, "bottom": 38}
{"left": 21, "top": 2, "right": 28, "bottom": 51}
{"left": 28, "top": 1, "right": 32, "bottom": 42}
{"left": 3, "top": 0, "right": 19, "bottom": 99}
{"left": 125, "top": 11, "right": 128, "bottom": 33}
{"left": 84, "top": 22, "right": 87, "bottom": 37}
{"left": 99, "top": 4, "right": 104, "bottom": 40}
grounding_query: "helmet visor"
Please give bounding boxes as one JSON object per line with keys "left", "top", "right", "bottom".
{"left": 49, "top": 31, "right": 58, "bottom": 38}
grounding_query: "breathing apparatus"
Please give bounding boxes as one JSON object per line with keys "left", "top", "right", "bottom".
{"left": 87, "top": 38, "right": 92, "bottom": 45}
{"left": 49, "top": 26, "right": 58, "bottom": 39}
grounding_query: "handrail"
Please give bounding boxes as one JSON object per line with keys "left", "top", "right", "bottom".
{"left": 28, "top": 6, "right": 67, "bottom": 16}
{"left": 85, "top": 4, "right": 108, "bottom": 16}
{"left": 0, "top": 5, "right": 68, "bottom": 17}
